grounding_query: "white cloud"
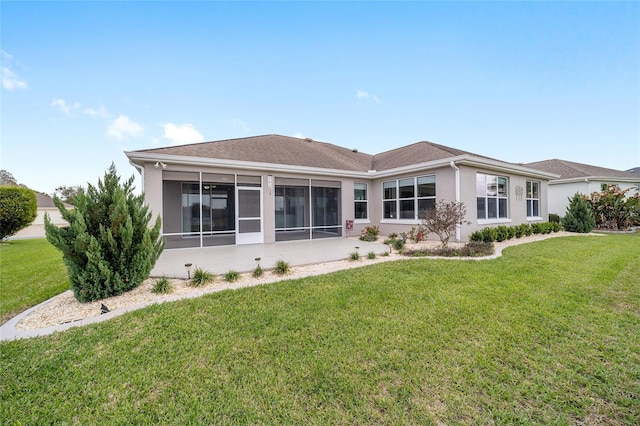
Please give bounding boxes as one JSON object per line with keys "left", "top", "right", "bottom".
{"left": 293, "top": 132, "right": 304, "bottom": 139}
{"left": 50, "top": 98, "right": 73, "bottom": 114}
{"left": 2, "top": 67, "right": 27, "bottom": 90}
{"left": 83, "top": 106, "right": 111, "bottom": 118}
{"left": 163, "top": 123, "right": 203, "bottom": 145}
{"left": 356, "top": 90, "right": 380, "bottom": 103}
{"left": 107, "top": 115, "right": 144, "bottom": 140}
{"left": 1, "top": 50, "right": 28, "bottom": 91}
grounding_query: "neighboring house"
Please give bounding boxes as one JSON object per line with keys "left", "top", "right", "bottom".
{"left": 627, "top": 167, "right": 640, "bottom": 174}
{"left": 13, "top": 192, "right": 71, "bottom": 238}
{"left": 524, "top": 159, "right": 640, "bottom": 216}
{"left": 125, "top": 134, "right": 558, "bottom": 249}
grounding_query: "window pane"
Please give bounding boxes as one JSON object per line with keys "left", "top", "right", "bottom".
{"left": 418, "top": 199, "right": 435, "bottom": 219}
{"left": 384, "top": 201, "right": 396, "bottom": 219}
{"left": 526, "top": 181, "right": 532, "bottom": 198}
{"left": 313, "top": 187, "right": 341, "bottom": 227}
{"left": 418, "top": 176, "right": 436, "bottom": 197}
{"left": 498, "top": 198, "right": 508, "bottom": 218}
{"left": 532, "top": 182, "right": 539, "bottom": 198}
{"left": 238, "top": 190, "right": 260, "bottom": 218}
{"left": 477, "top": 198, "right": 486, "bottom": 219}
{"left": 400, "top": 199, "right": 415, "bottom": 219}
{"left": 355, "top": 201, "right": 367, "bottom": 219}
{"left": 399, "top": 178, "right": 414, "bottom": 199}
{"left": 487, "top": 176, "right": 497, "bottom": 196}
{"left": 527, "top": 201, "right": 532, "bottom": 217}
{"left": 383, "top": 181, "right": 396, "bottom": 200}
{"left": 532, "top": 200, "right": 539, "bottom": 217}
{"left": 354, "top": 183, "right": 367, "bottom": 201}
{"left": 237, "top": 175, "right": 261, "bottom": 187}
{"left": 476, "top": 174, "right": 487, "bottom": 197}
{"left": 498, "top": 177, "right": 507, "bottom": 197}
{"left": 488, "top": 198, "right": 497, "bottom": 219}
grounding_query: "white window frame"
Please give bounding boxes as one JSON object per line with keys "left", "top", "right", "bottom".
{"left": 381, "top": 175, "right": 436, "bottom": 223}
{"left": 354, "top": 183, "right": 369, "bottom": 223}
{"left": 526, "top": 180, "right": 541, "bottom": 219}
{"left": 476, "top": 173, "right": 509, "bottom": 223}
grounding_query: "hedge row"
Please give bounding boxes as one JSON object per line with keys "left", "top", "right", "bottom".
{"left": 469, "top": 222, "right": 561, "bottom": 243}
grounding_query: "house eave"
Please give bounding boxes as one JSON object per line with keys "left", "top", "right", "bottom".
{"left": 124, "top": 151, "right": 373, "bottom": 179}
{"left": 549, "top": 176, "right": 640, "bottom": 185}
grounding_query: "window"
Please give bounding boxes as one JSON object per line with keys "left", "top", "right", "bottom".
{"left": 382, "top": 176, "right": 436, "bottom": 220}
{"left": 477, "top": 173, "right": 508, "bottom": 220}
{"left": 354, "top": 183, "right": 368, "bottom": 220}
{"left": 526, "top": 181, "right": 540, "bottom": 217}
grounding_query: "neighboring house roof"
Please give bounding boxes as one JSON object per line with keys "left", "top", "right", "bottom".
{"left": 524, "top": 159, "right": 640, "bottom": 183}
{"left": 36, "top": 192, "right": 72, "bottom": 209}
{"left": 127, "top": 134, "right": 557, "bottom": 179}
{"left": 627, "top": 167, "right": 640, "bottom": 174}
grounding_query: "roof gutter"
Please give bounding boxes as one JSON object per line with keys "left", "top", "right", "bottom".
{"left": 129, "top": 158, "right": 145, "bottom": 189}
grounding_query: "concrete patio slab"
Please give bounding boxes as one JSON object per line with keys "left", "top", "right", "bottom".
{"left": 151, "top": 237, "right": 390, "bottom": 278}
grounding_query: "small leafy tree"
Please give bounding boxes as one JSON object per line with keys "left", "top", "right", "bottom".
{"left": 0, "top": 186, "right": 37, "bottom": 240}
{"left": 586, "top": 185, "right": 639, "bottom": 230}
{"left": 54, "top": 185, "right": 83, "bottom": 205}
{"left": 45, "top": 164, "right": 164, "bottom": 302}
{"left": 420, "top": 200, "right": 470, "bottom": 247}
{"left": 0, "top": 170, "right": 18, "bottom": 186}
{"left": 561, "top": 193, "right": 595, "bottom": 233}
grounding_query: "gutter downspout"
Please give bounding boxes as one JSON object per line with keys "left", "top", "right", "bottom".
{"left": 450, "top": 161, "right": 461, "bottom": 242}
{"left": 129, "top": 159, "right": 145, "bottom": 189}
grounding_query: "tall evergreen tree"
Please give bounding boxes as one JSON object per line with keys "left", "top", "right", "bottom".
{"left": 561, "top": 193, "right": 596, "bottom": 233}
{"left": 45, "top": 164, "right": 164, "bottom": 302}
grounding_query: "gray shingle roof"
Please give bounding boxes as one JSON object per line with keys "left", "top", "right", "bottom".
{"left": 136, "top": 134, "right": 374, "bottom": 172}
{"left": 524, "top": 159, "right": 640, "bottom": 181}
{"left": 134, "top": 134, "right": 505, "bottom": 172}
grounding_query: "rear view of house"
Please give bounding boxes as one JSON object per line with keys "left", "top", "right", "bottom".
{"left": 125, "top": 135, "right": 557, "bottom": 249}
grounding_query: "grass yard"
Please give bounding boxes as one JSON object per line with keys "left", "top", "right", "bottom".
{"left": 1, "top": 234, "right": 639, "bottom": 424}
{"left": 0, "top": 238, "right": 69, "bottom": 324}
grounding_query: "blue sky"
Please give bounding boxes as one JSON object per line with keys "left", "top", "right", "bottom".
{"left": 2, "top": 1, "right": 639, "bottom": 195}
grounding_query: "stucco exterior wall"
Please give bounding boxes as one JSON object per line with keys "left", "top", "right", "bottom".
{"left": 548, "top": 180, "right": 640, "bottom": 217}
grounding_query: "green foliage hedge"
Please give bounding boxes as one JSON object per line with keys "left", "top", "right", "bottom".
{"left": 470, "top": 222, "right": 561, "bottom": 243}
{"left": 45, "top": 165, "right": 164, "bottom": 302}
{"left": 0, "top": 186, "right": 37, "bottom": 240}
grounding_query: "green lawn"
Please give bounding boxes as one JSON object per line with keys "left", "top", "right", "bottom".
{"left": 0, "top": 238, "right": 69, "bottom": 324}
{"left": 1, "top": 234, "right": 639, "bottom": 424}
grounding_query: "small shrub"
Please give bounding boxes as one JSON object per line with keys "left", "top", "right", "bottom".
{"left": 359, "top": 225, "right": 380, "bottom": 242}
{"left": 460, "top": 241, "right": 494, "bottom": 257}
{"left": 191, "top": 266, "right": 214, "bottom": 287}
{"left": 151, "top": 276, "right": 172, "bottom": 294}
{"left": 367, "top": 251, "right": 376, "bottom": 259}
{"left": 381, "top": 251, "right": 390, "bottom": 257}
{"left": 551, "top": 221, "right": 562, "bottom": 232}
{"left": 495, "top": 225, "right": 509, "bottom": 242}
{"left": 481, "top": 227, "right": 497, "bottom": 243}
{"left": 408, "top": 226, "right": 426, "bottom": 242}
{"left": 514, "top": 224, "right": 526, "bottom": 238}
{"left": 524, "top": 223, "right": 533, "bottom": 236}
{"left": 0, "top": 186, "right": 37, "bottom": 240}
{"left": 392, "top": 238, "right": 404, "bottom": 252}
{"left": 549, "top": 213, "right": 560, "bottom": 223}
{"left": 252, "top": 265, "right": 264, "bottom": 278}
{"left": 388, "top": 232, "right": 398, "bottom": 239}
{"left": 469, "top": 231, "right": 483, "bottom": 242}
{"left": 562, "top": 193, "right": 595, "bottom": 233}
{"left": 349, "top": 251, "right": 361, "bottom": 261}
{"left": 274, "top": 259, "right": 290, "bottom": 275}
{"left": 225, "top": 270, "right": 240, "bottom": 282}
{"left": 507, "top": 226, "right": 516, "bottom": 239}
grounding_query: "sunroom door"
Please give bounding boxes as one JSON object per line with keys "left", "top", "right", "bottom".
{"left": 236, "top": 186, "right": 263, "bottom": 245}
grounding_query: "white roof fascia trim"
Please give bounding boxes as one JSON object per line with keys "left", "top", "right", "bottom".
{"left": 549, "top": 176, "right": 640, "bottom": 185}
{"left": 374, "top": 155, "right": 559, "bottom": 180}
{"left": 124, "top": 152, "right": 372, "bottom": 179}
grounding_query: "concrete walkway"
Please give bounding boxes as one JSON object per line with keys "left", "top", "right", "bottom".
{"left": 151, "top": 237, "right": 389, "bottom": 278}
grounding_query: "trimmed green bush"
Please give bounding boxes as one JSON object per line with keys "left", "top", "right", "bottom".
{"left": 561, "top": 193, "right": 595, "bottom": 233}
{"left": 0, "top": 186, "right": 37, "bottom": 240}
{"left": 349, "top": 251, "right": 361, "bottom": 261}
{"left": 359, "top": 225, "right": 380, "bottom": 242}
{"left": 253, "top": 265, "right": 264, "bottom": 278}
{"left": 45, "top": 164, "right": 164, "bottom": 302}
{"left": 367, "top": 251, "right": 376, "bottom": 259}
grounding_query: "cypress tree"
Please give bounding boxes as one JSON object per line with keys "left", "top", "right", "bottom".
{"left": 45, "top": 164, "right": 164, "bottom": 302}
{"left": 561, "top": 193, "right": 596, "bottom": 233}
